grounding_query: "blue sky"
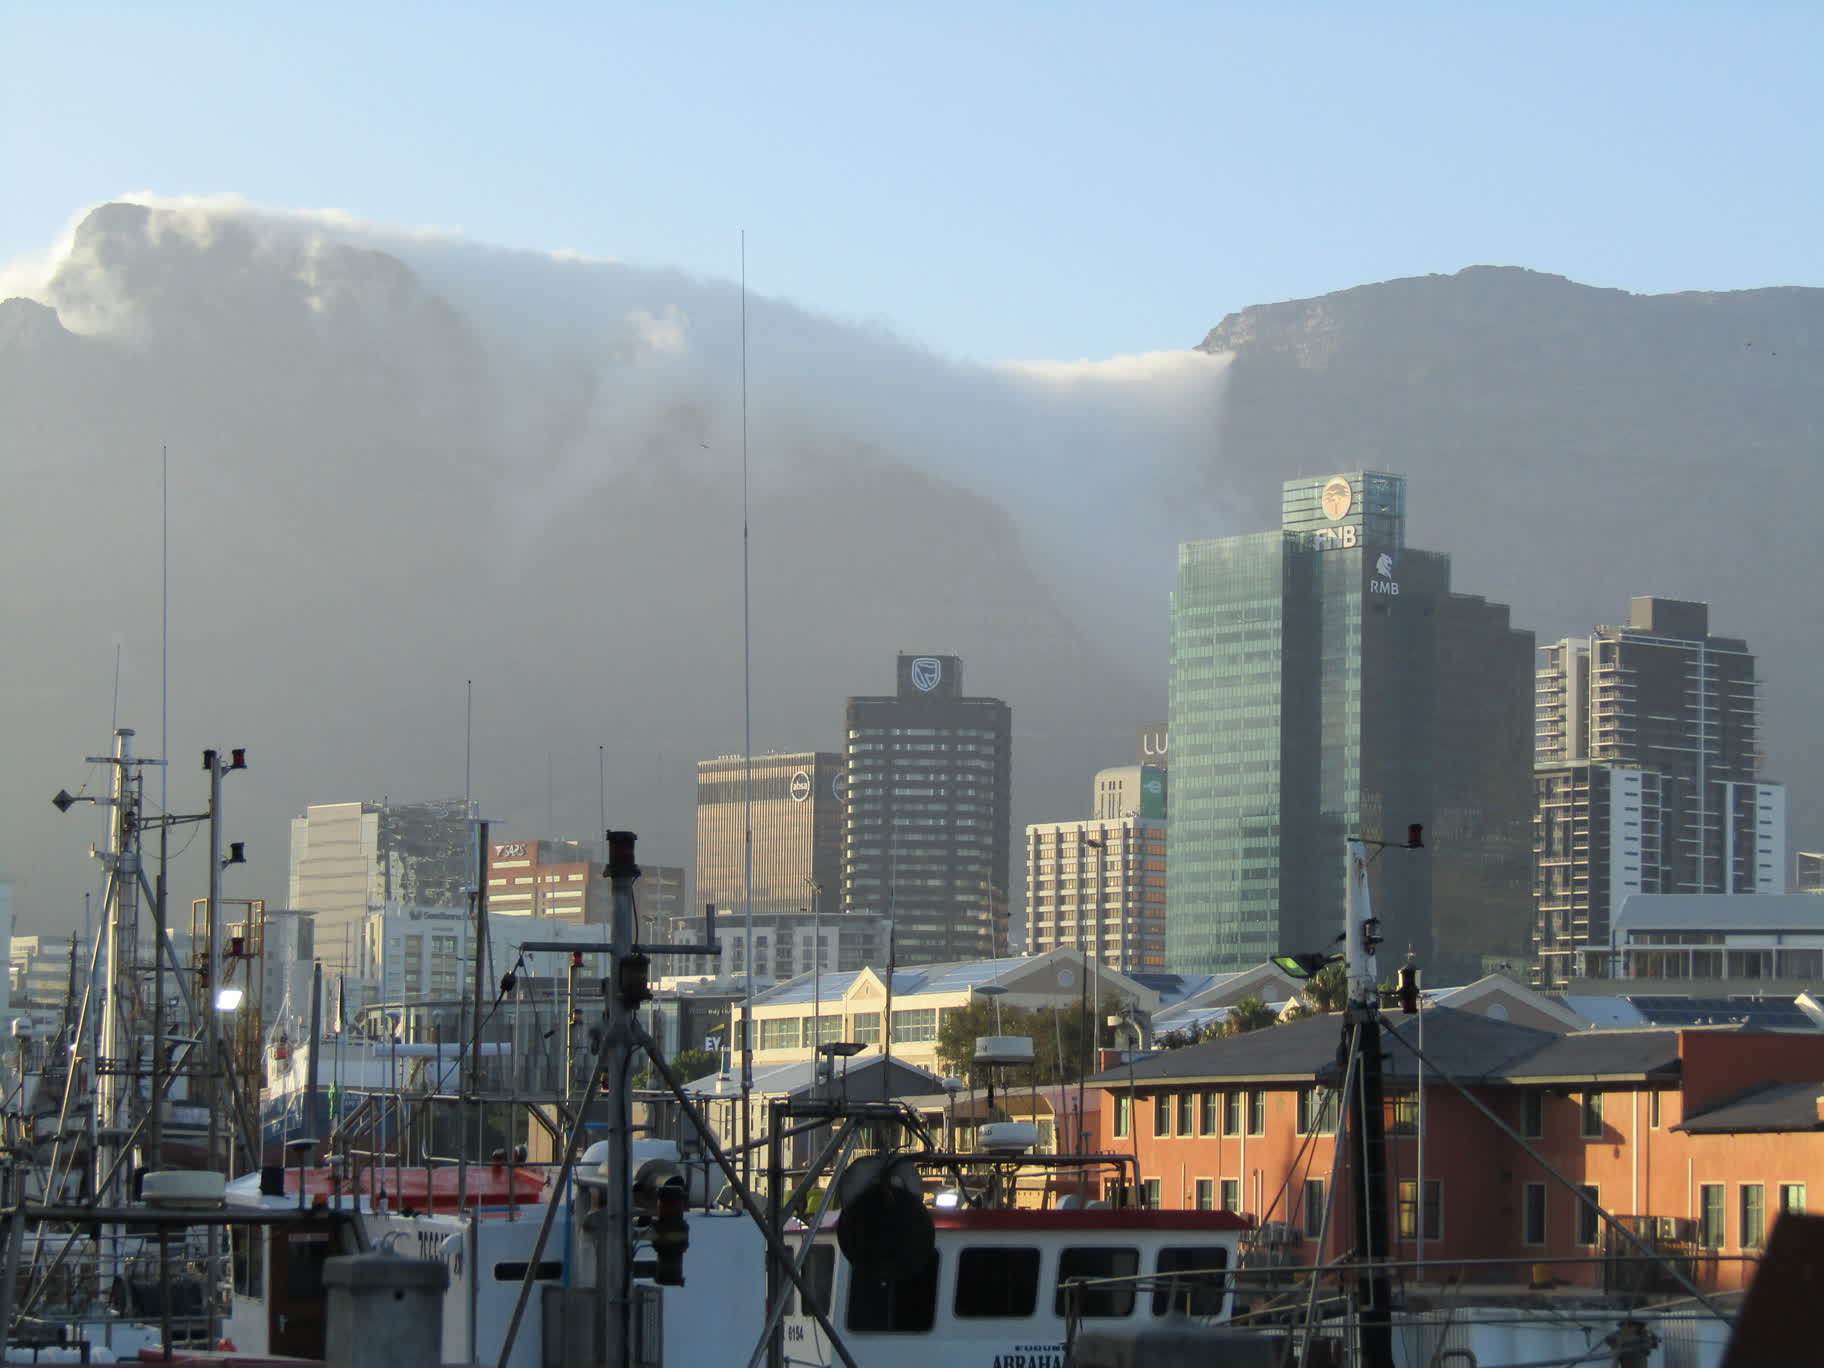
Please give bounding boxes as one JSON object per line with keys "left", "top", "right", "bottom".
{"left": 4, "top": 3, "right": 1820, "bottom": 361}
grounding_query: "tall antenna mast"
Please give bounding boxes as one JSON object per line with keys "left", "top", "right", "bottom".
{"left": 739, "top": 230, "right": 756, "bottom": 1182}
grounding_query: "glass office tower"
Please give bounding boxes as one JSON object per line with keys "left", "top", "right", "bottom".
{"left": 1167, "top": 473, "right": 1534, "bottom": 979}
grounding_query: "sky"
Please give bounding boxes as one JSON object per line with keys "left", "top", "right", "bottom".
{"left": 4, "top": 3, "right": 1822, "bottom": 363}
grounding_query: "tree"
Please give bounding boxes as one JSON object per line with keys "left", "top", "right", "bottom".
{"left": 934, "top": 1000, "right": 1103, "bottom": 1087}
{"left": 1224, "top": 995, "right": 1278, "bottom": 1035}
{"left": 634, "top": 1045, "right": 722, "bottom": 1091}
{"left": 1300, "top": 962, "right": 1351, "bottom": 1013}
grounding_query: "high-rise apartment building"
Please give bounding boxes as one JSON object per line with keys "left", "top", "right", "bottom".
{"left": 288, "top": 799, "right": 475, "bottom": 976}
{"left": 1167, "top": 472, "right": 1535, "bottom": 979}
{"left": 843, "top": 654, "right": 1013, "bottom": 962}
{"left": 1533, "top": 598, "right": 1785, "bottom": 985}
{"left": 1025, "top": 815, "right": 1168, "bottom": 973}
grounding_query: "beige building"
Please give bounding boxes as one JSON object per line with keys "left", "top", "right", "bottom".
{"left": 1024, "top": 817, "right": 1167, "bottom": 974}
{"left": 741, "top": 947, "right": 1159, "bottom": 1076}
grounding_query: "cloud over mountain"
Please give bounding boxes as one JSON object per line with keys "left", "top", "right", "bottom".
{"left": 1, "top": 199, "right": 1232, "bottom": 927}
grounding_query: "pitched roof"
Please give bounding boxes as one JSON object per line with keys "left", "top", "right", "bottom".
{"left": 1493, "top": 1028, "right": 1690, "bottom": 1083}
{"left": 1088, "top": 1006, "right": 1559, "bottom": 1088}
{"left": 1678, "top": 1080, "right": 1824, "bottom": 1134}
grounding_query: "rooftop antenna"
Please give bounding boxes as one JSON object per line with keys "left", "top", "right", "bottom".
{"left": 598, "top": 745, "right": 607, "bottom": 833}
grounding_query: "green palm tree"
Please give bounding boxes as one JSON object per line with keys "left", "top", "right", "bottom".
{"left": 1224, "top": 995, "right": 1278, "bottom": 1035}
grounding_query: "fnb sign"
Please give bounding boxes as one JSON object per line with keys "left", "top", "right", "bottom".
{"left": 1312, "top": 525, "right": 1359, "bottom": 551}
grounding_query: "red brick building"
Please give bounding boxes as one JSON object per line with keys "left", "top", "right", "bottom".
{"left": 1088, "top": 1007, "right": 1824, "bottom": 1293}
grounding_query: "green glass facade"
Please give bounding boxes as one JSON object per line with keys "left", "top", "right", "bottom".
{"left": 1167, "top": 473, "right": 1534, "bottom": 979}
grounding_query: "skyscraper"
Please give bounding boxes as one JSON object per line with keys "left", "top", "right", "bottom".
{"left": 1167, "top": 472, "right": 1534, "bottom": 979}
{"left": 695, "top": 752, "right": 844, "bottom": 922}
{"left": 1533, "top": 598, "right": 1785, "bottom": 985}
{"left": 843, "top": 654, "right": 1013, "bottom": 961}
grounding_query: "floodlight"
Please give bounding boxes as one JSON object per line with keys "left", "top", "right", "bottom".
{"left": 215, "top": 987, "right": 245, "bottom": 1012}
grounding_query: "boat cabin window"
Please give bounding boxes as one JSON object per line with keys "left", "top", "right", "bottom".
{"left": 1151, "top": 1246, "right": 1229, "bottom": 1317}
{"left": 492, "top": 1261, "right": 563, "bottom": 1282}
{"left": 1054, "top": 1246, "right": 1138, "bottom": 1318}
{"left": 954, "top": 1247, "right": 1040, "bottom": 1318}
{"left": 790, "top": 1244, "right": 836, "bottom": 1317}
{"left": 847, "top": 1250, "right": 939, "bottom": 1332}
{"left": 231, "top": 1225, "right": 263, "bottom": 1298}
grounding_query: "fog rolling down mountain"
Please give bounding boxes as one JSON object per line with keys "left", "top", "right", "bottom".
{"left": 4, "top": 203, "right": 1821, "bottom": 942}
{"left": 0, "top": 201, "right": 1231, "bottom": 929}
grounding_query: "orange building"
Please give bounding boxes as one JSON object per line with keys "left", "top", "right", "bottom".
{"left": 1088, "top": 1007, "right": 1824, "bottom": 1293}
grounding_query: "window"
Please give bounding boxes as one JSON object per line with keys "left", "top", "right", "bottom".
{"left": 1054, "top": 1246, "right": 1139, "bottom": 1318}
{"left": 1143, "top": 1178, "right": 1162, "bottom": 1209}
{"left": 1388, "top": 1092, "right": 1419, "bottom": 1137}
{"left": 1521, "top": 1091, "right": 1544, "bottom": 1139}
{"left": 759, "top": 1018, "right": 800, "bottom": 1051}
{"left": 1397, "top": 1180, "right": 1442, "bottom": 1242}
{"left": 1522, "top": 1183, "right": 1547, "bottom": 1246}
{"left": 1302, "top": 1180, "right": 1327, "bottom": 1238}
{"left": 848, "top": 1250, "right": 939, "bottom": 1332}
{"left": 1221, "top": 1178, "right": 1240, "bottom": 1213}
{"left": 1113, "top": 1094, "right": 1131, "bottom": 1139}
{"left": 1699, "top": 1184, "right": 1725, "bottom": 1250}
{"left": 795, "top": 1244, "right": 834, "bottom": 1318}
{"left": 890, "top": 1009, "right": 937, "bottom": 1043}
{"left": 1577, "top": 1185, "right": 1601, "bottom": 1247}
{"left": 1177, "top": 1092, "right": 1196, "bottom": 1137}
{"left": 954, "top": 1247, "right": 1039, "bottom": 1319}
{"left": 1199, "top": 1091, "right": 1219, "bottom": 1136}
{"left": 1297, "top": 1087, "right": 1339, "bottom": 1135}
{"left": 1154, "top": 1094, "right": 1171, "bottom": 1137}
{"left": 1580, "top": 1092, "right": 1604, "bottom": 1139}
{"left": 1780, "top": 1183, "right": 1806, "bottom": 1215}
{"left": 1222, "top": 1091, "right": 1242, "bottom": 1136}
{"left": 1194, "top": 1179, "right": 1215, "bottom": 1211}
{"left": 852, "top": 1012, "right": 881, "bottom": 1045}
{"left": 1152, "top": 1246, "right": 1229, "bottom": 1318}
{"left": 1248, "top": 1090, "right": 1266, "bottom": 1136}
{"left": 1649, "top": 1090, "right": 1661, "bottom": 1129}
{"left": 1741, "top": 1185, "right": 1766, "bottom": 1250}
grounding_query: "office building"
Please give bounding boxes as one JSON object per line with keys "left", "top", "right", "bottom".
{"left": 485, "top": 837, "right": 686, "bottom": 943}
{"left": 843, "top": 654, "right": 1013, "bottom": 961}
{"left": 714, "top": 909, "right": 889, "bottom": 982}
{"left": 1533, "top": 599, "right": 1784, "bottom": 986}
{"left": 695, "top": 752, "right": 844, "bottom": 924}
{"left": 1167, "top": 472, "right": 1534, "bottom": 979}
{"left": 288, "top": 799, "right": 475, "bottom": 976}
{"left": 1799, "top": 852, "right": 1824, "bottom": 894}
{"left": 1093, "top": 764, "right": 1167, "bottom": 821}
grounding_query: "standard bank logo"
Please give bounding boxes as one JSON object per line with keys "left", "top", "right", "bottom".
{"left": 911, "top": 657, "right": 943, "bottom": 692}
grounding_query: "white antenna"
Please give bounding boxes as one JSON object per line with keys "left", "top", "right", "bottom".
{"left": 739, "top": 229, "right": 756, "bottom": 1181}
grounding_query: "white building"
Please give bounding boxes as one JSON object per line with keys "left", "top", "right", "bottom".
{"left": 1601, "top": 894, "right": 1824, "bottom": 985}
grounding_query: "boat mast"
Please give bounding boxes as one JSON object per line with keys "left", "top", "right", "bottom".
{"left": 1342, "top": 838, "right": 1394, "bottom": 1368}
